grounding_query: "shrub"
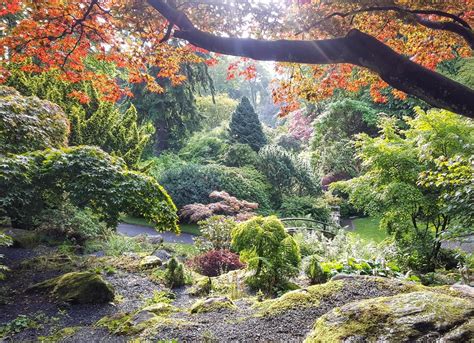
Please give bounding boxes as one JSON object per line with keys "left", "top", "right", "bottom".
{"left": 275, "top": 134, "right": 303, "bottom": 153}
{"left": 179, "top": 133, "right": 228, "bottom": 164}
{"left": 159, "top": 163, "right": 271, "bottom": 211}
{"left": 0, "top": 86, "right": 69, "bottom": 154}
{"left": 0, "top": 146, "right": 178, "bottom": 232}
{"left": 188, "top": 249, "right": 244, "bottom": 277}
{"left": 147, "top": 152, "right": 187, "bottom": 179}
{"left": 278, "top": 196, "right": 331, "bottom": 222}
{"left": 194, "top": 215, "right": 236, "bottom": 252}
{"left": 180, "top": 192, "right": 258, "bottom": 224}
{"left": 319, "top": 258, "right": 402, "bottom": 279}
{"left": 258, "top": 145, "right": 320, "bottom": 203}
{"left": 293, "top": 229, "right": 397, "bottom": 262}
{"left": 165, "top": 257, "right": 186, "bottom": 288}
{"left": 36, "top": 202, "right": 109, "bottom": 244}
{"left": 305, "top": 256, "right": 327, "bottom": 284}
{"left": 0, "top": 233, "right": 12, "bottom": 280}
{"left": 231, "top": 216, "right": 301, "bottom": 295}
{"left": 223, "top": 143, "right": 258, "bottom": 167}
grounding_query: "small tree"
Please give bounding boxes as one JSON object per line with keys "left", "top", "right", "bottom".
{"left": 229, "top": 97, "right": 267, "bottom": 151}
{"left": 164, "top": 257, "right": 185, "bottom": 288}
{"left": 231, "top": 216, "right": 301, "bottom": 294}
{"left": 333, "top": 109, "right": 473, "bottom": 272}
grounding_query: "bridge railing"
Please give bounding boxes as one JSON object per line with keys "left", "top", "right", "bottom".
{"left": 280, "top": 217, "right": 336, "bottom": 238}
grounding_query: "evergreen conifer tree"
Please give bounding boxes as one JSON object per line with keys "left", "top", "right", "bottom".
{"left": 229, "top": 97, "right": 266, "bottom": 151}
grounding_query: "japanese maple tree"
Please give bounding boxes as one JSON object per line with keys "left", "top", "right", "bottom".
{"left": 1, "top": 0, "right": 473, "bottom": 117}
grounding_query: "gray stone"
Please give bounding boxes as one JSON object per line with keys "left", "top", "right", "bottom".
{"left": 147, "top": 235, "right": 164, "bottom": 245}
{"left": 152, "top": 249, "right": 172, "bottom": 261}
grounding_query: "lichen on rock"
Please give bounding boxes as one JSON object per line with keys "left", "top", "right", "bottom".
{"left": 304, "top": 291, "right": 474, "bottom": 342}
{"left": 28, "top": 271, "right": 115, "bottom": 304}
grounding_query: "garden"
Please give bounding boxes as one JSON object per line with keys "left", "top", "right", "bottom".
{"left": 0, "top": 0, "right": 473, "bottom": 342}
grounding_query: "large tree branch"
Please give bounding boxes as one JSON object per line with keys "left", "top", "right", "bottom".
{"left": 300, "top": 6, "right": 474, "bottom": 50}
{"left": 147, "top": 0, "right": 474, "bottom": 119}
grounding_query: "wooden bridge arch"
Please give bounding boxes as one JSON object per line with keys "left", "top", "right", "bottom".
{"left": 280, "top": 217, "right": 336, "bottom": 238}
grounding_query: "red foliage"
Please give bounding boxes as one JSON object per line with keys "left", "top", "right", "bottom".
{"left": 179, "top": 191, "right": 259, "bottom": 223}
{"left": 188, "top": 249, "right": 245, "bottom": 277}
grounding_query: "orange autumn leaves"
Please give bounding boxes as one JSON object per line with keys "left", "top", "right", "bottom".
{"left": 0, "top": 0, "right": 208, "bottom": 103}
{"left": 272, "top": 0, "right": 473, "bottom": 115}
{"left": 1, "top": 0, "right": 473, "bottom": 112}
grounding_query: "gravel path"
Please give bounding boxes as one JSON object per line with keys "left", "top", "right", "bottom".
{"left": 117, "top": 223, "right": 195, "bottom": 244}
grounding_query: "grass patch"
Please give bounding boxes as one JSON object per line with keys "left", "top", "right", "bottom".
{"left": 351, "top": 217, "right": 387, "bottom": 243}
{"left": 121, "top": 216, "right": 201, "bottom": 235}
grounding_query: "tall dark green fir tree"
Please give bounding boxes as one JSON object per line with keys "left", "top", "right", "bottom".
{"left": 229, "top": 97, "right": 267, "bottom": 151}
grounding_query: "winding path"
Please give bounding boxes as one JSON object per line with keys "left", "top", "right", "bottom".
{"left": 117, "top": 223, "right": 195, "bottom": 244}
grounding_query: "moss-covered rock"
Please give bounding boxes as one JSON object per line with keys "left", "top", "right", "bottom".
{"left": 188, "top": 277, "right": 212, "bottom": 297}
{"left": 140, "top": 302, "right": 176, "bottom": 316}
{"left": 97, "top": 304, "right": 184, "bottom": 335}
{"left": 28, "top": 271, "right": 114, "bottom": 304}
{"left": 257, "top": 280, "right": 344, "bottom": 316}
{"left": 140, "top": 255, "right": 162, "bottom": 269}
{"left": 190, "top": 296, "right": 237, "bottom": 314}
{"left": 305, "top": 291, "right": 474, "bottom": 342}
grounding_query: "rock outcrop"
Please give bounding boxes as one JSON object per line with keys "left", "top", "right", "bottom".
{"left": 305, "top": 290, "right": 474, "bottom": 342}
{"left": 28, "top": 271, "right": 115, "bottom": 304}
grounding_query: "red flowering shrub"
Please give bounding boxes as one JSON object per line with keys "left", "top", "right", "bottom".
{"left": 188, "top": 249, "right": 245, "bottom": 277}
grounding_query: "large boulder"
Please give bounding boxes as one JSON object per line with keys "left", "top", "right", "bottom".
{"left": 305, "top": 291, "right": 474, "bottom": 342}
{"left": 28, "top": 271, "right": 115, "bottom": 304}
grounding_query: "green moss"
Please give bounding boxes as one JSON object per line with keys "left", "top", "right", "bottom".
{"left": 188, "top": 277, "right": 212, "bottom": 297}
{"left": 96, "top": 313, "right": 132, "bottom": 334}
{"left": 29, "top": 271, "right": 115, "bottom": 304}
{"left": 38, "top": 327, "right": 80, "bottom": 342}
{"left": 97, "top": 307, "right": 185, "bottom": 335}
{"left": 190, "top": 297, "right": 237, "bottom": 314}
{"left": 141, "top": 302, "right": 176, "bottom": 315}
{"left": 20, "top": 253, "right": 75, "bottom": 272}
{"left": 256, "top": 280, "right": 344, "bottom": 316}
{"left": 304, "top": 291, "right": 474, "bottom": 342}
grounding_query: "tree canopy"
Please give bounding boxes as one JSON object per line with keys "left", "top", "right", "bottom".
{"left": 1, "top": 1, "right": 473, "bottom": 117}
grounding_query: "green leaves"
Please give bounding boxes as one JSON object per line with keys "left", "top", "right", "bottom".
{"left": 0, "top": 86, "right": 69, "bottom": 155}
{"left": 229, "top": 96, "right": 267, "bottom": 152}
{"left": 334, "top": 108, "right": 473, "bottom": 272}
{"left": 231, "top": 216, "right": 301, "bottom": 294}
{"left": 0, "top": 146, "right": 178, "bottom": 233}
